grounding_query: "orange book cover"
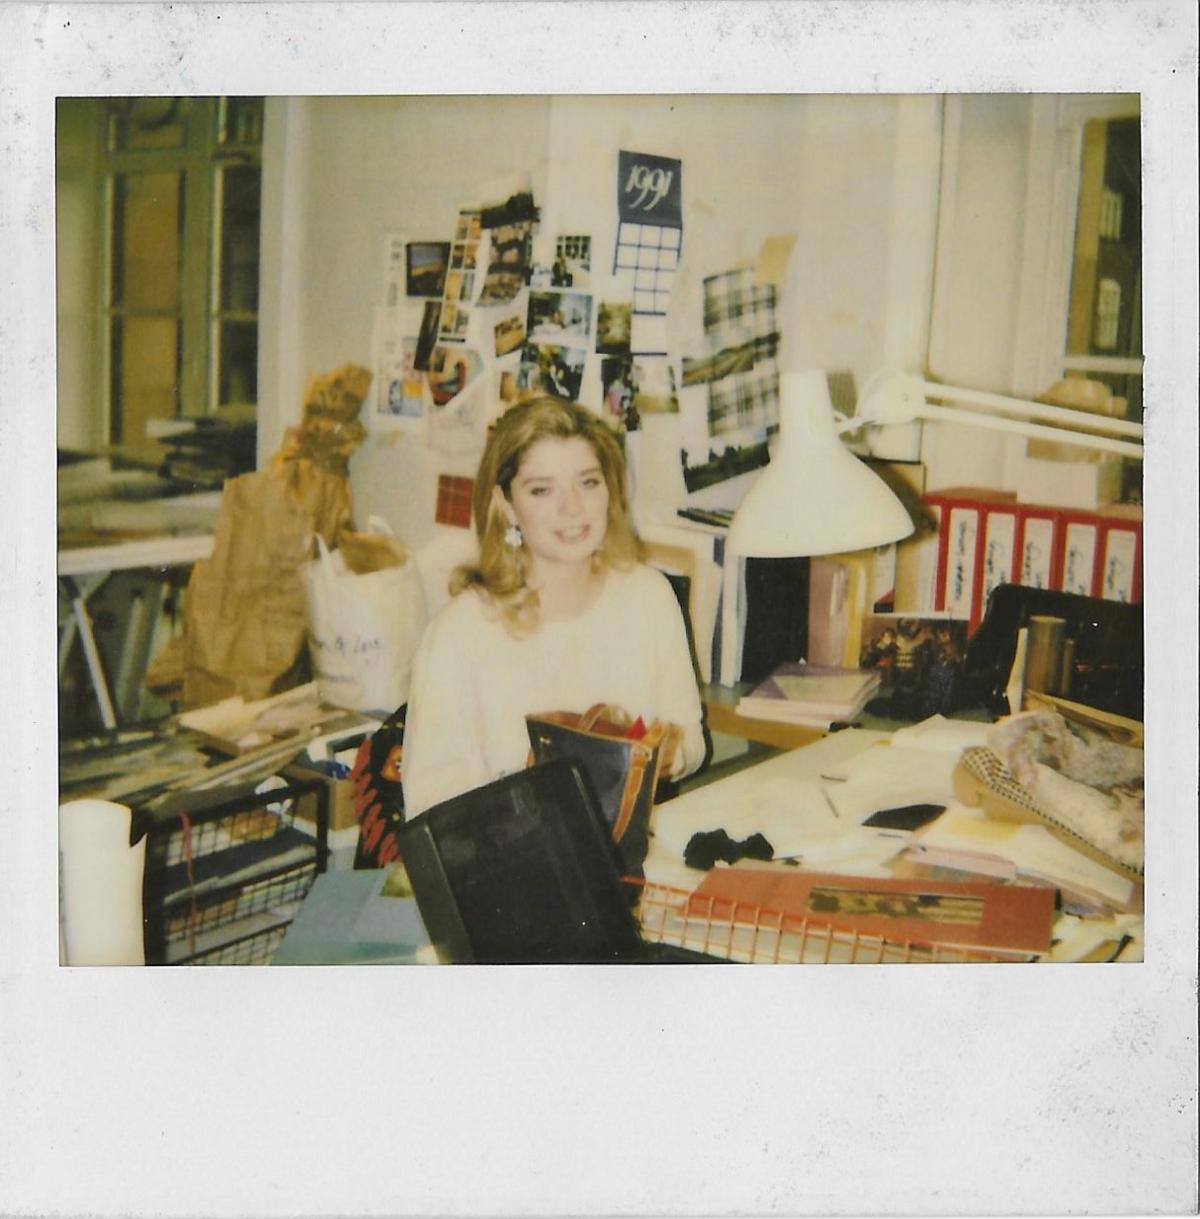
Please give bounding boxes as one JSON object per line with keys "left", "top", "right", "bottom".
{"left": 686, "top": 869, "right": 1056, "bottom": 956}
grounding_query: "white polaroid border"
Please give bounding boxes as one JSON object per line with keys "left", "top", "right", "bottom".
{"left": 4, "top": 4, "right": 1197, "bottom": 1218}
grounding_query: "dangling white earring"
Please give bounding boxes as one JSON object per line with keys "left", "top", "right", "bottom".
{"left": 504, "top": 523, "right": 523, "bottom": 549}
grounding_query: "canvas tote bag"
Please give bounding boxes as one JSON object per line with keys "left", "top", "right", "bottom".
{"left": 301, "top": 516, "right": 427, "bottom": 713}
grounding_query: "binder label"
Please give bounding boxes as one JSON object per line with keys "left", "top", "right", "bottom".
{"left": 1021, "top": 517, "right": 1055, "bottom": 589}
{"left": 1102, "top": 529, "right": 1138, "bottom": 602}
{"left": 1062, "top": 522, "right": 1099, "bottom": 596}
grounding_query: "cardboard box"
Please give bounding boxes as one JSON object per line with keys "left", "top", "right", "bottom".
{"left": 1016, "top": 453, "right": 1124, "bottom": 510}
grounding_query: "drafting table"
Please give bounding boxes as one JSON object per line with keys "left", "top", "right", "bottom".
{"left": 59, "top": 494, "right": 219, "bottom": 728}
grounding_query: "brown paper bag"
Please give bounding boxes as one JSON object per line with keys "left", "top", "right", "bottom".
{"left": 180, "top": 462, "right": 354, "bottom": 708}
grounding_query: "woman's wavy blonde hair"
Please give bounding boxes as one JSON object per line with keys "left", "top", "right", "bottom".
{"left": 451, "top": 395, "right": 643, "bottom": 635}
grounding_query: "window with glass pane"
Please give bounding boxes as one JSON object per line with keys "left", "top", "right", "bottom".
{"left": 102, "top": 96, "right": 262, "bottom": 447}
{"left": 109, "top": 170, "right": 183, "bottom": 444}
{"left": 1062, "top": 115, "right": 1141, "bottom": 503}
{"left": 1065, "top": 117, "right": 1142, "bottom": 408}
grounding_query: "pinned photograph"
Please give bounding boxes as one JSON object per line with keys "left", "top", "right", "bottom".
{"left": 517, "top": 341, "right": 586, "bottom": 401}
{"left": 493, "top": 313, "right": 526, "bottom": 358}
{"left": 631, "top": 357, "right": 679, "bottom": 415}
{"left": 405, "top": 241, "right": 450, "bottom": 298}
{"left": 680, "top": 436, "right": 771, "bottom": 493}
{"left": 453, "top": 209, "right": 482, "bottom": 243}
{"left": 479, "top": 220, "right": 534, "bottom": 305}
{"left": 595, "top": 301, "right": 632, "bottom": 354}
{"left": 414, "top": 300, "right": 442, "bottom": 370}
{"left": 378, "top": 336, "right": 425, "bottom": 421}
{"left": 600, "top": 355, "right": 636, "bottom": 429}
{"left": 438, "top": 300, "right": 469, "bottom": 342}
{"left": 553, "top": 234, "right": 591, "bottom": 288}
{"left": 427, "top": 345, "right": 483, "bottom": 407}
{"left": 526, "top": 288, "right": 592, "bottom": 345}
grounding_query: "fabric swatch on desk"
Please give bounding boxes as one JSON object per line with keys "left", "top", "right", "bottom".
{"left": 683, "top": 828, "right": 774, "bottom": 872}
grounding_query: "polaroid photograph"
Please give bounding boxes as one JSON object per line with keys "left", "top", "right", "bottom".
{"left": 595, "top": 300, "right": 632, "bottom": 354}
{"left": 526, "top": 288, "right": 592, "bottom": 345}
{"left": 631, "top": 356, "right": 679, "bottom": 415}
{"left": 517, "top": 340, "right": 587, "bottom": 401}
{"left": 600, "top": 355, "right": 635, "bottom": 429}
{"left": 553, "top": 234, "right": 591, "bottom": 288}
{"left": 12, "top": 9, "right": 1195, "bottom": 1219}
{"left": 405, "top": 241, "right": 450, "bottom": 298}
{"left": 493, "top": 313, "right": 525, "bottom": 357}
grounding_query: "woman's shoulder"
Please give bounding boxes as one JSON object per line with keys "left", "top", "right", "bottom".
{"left": 424, "top": 585, "right": 500, "bottom": 647}
{"left": 609, "top": 561, "right": 679, "bottom": 606}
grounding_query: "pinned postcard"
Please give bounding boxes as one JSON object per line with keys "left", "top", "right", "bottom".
{"left": 755, "top": 232, "right": 798, "bottom": 286}
{"left": 373, "top": 306, "right": 426, "bottom": 431}
{"left": 382, "top": 231, "right": 407, "bottom": 307}
{"left": 405, "top": 241, "right": 450, "bottom": 299}
{"left": 428, "top": 374, "right": 486, "bottom": 456}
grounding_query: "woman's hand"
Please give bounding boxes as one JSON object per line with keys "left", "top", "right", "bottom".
{"left": 660, "top": 723, "right": 685, "bottom": 780}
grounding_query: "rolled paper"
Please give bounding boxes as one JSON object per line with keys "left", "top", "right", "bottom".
{"left": 1024, "top": 614, "right": 1067, "bottom": 700}
{"left": 59, "top": 799, "right": 146, "bottom": 966}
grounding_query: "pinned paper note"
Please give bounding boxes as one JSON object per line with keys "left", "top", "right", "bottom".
{"left": 755, "top": 233, "right": 797, "bottom": 286}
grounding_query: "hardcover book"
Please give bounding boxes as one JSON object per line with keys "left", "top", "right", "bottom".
{"left": 735, "top": 661, "right": 879, "bottom": 724}
{"left": 686, "top": 867, "right": 1056, "bottom": 958}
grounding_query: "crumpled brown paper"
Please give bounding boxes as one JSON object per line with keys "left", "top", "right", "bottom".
{"left": 148, "top": 363, "right": 372, "bottom": 709}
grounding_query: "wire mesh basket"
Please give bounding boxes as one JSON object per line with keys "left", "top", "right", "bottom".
{"left": 138, "top": 768, "right": 329, "bottom": 965}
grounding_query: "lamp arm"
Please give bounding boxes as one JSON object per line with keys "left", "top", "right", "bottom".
{"left": 918, "top": 401, "right": 1143, "bottom": 458}
{"left": 850, "top": 370, "right": 1144, "bottom": 458}
{"left": 922, "top": 381, "right": 1144, "bottom": 440}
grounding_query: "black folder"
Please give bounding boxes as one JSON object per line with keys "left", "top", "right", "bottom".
{"left": 395, "top": 758, "right": 726, "bottom": 964}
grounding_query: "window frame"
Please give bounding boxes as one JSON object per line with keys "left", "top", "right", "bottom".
{"left": 1011, "top": 93, "right": 1143, "bottom": 400}
{"left": 94, "top": 96, "right": 262, "bottom": 446}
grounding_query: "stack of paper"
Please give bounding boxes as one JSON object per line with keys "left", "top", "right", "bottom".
{"left": 736, "top": 661, "right": 880, "bottom": 726}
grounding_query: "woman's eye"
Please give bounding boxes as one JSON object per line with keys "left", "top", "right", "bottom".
{"left": 582, "top": 476, "right": 602, "bottom": 489}
{"left": 529, "top": 486, "right": 551, "bottom": 497}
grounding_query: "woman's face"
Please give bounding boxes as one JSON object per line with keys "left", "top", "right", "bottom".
{"left": 498, "top": 435, "right": 610, "bottom": 573}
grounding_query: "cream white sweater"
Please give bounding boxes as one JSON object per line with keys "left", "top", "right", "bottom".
{"left": 401, "top": 563, "right": 706, "bottom": 816}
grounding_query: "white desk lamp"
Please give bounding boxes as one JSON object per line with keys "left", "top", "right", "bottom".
{"left": 727, "top": 370, "right": 915, "bottom": 557}
{"left": 727, "top": 368, "right": 1144, "bottom": 558}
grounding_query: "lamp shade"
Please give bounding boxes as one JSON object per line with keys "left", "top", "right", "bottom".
{"left": 727, "top": 370, "right": 915, "bottom": 557}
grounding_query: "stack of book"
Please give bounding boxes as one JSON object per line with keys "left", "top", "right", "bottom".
{"left": 735, "top": 661, "right": 880, "bottom": 728}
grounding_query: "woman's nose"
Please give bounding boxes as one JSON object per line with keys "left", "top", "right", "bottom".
{"left": 560, "top": 486, "right": 582, "bottom": 515}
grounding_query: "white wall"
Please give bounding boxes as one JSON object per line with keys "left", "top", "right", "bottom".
{"left": 258, "top": 93, "right": 947, "bottom": 553}
{"left": 56, "top": 93, "right": 1093, "bottom": 537}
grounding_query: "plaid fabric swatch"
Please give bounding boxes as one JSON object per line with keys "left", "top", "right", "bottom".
{"left": 702, "top": 268, "right": 777, "bottom": 344}
{"left": 435, "top": 474, "right": 475, "bottom": 529}
{"left": 707, "top": 356, "right": 780, "bottom": 435}
{"left": 699, "top": 268, "right": 781, "bottom": 435}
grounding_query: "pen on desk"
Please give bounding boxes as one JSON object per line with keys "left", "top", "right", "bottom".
{"left": 820, "top": 786, "right": 840, "bottom": 819}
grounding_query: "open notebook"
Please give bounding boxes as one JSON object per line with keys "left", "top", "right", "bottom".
{"left": 395, "top": 758, "right": 726, "bottom": 964}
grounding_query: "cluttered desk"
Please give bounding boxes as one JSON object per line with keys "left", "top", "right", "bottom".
{"left": 274, "top": 688, "right": 1144, "bottom": 967}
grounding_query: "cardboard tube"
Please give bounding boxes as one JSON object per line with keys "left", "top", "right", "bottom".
{"left": 59, "top": 799, "right": 146, "bottom": 966}
{"left": 1024, "top": 615, "right": 1067, "bottom": 699}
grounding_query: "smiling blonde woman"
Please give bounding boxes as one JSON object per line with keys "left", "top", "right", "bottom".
{"left": 401, "top": 395, "right": 706, "bottom": 818}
